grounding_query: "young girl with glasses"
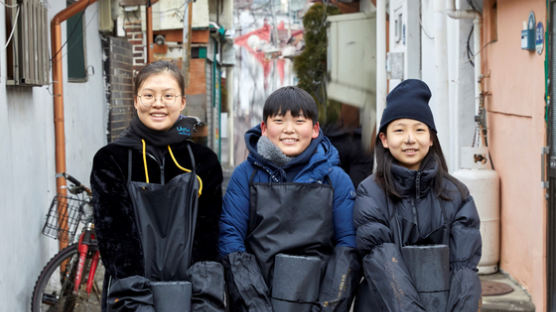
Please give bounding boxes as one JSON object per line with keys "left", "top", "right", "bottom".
{"left": 91, "top": 61, "right": 225, "bottom": 311}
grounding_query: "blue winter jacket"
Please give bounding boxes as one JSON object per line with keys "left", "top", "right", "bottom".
{"left": 218, "top": 125, "right": 357, "bottom": 257}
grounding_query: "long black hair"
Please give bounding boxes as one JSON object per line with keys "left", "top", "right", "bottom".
{"left": 374, "top": 130, "right": 468, "bottom": 201}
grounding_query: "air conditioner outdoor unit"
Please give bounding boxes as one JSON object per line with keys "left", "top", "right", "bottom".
{"left": 5, "top": 0, "right": 50, "bottom": 86}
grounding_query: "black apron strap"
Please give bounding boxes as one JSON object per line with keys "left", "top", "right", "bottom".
{"left": 185, "top": 142, "right": 196, "bottom": 174}
{"left": 249, "top": 167, "right": 259, "bottom": 185}
{"left": 127, "top": 149, "right": 133, "bottom": 183}
{"left": 247, "top": 168, "right": 259, "bottom": 234}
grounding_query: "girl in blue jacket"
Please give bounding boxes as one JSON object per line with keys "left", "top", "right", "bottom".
{"left": 219, "top": 86, "right": 361, "bottom": 312}
{"left": 353, "top": 79, "right": 482, "bottom": 311}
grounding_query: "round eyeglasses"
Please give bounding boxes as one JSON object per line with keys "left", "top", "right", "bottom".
{"left": 137, "top": 93, "right": 182, "bottom": 107}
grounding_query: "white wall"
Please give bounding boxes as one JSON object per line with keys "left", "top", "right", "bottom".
{"left": 420, "top": 0, "right": 477, "bottom": 171}
{"left": 0, "top": 0, "right": 107, "bottom": 310}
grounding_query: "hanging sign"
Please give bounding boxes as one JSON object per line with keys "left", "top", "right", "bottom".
{"left": 536, "top": 22, "right": 544, "bottom": 55}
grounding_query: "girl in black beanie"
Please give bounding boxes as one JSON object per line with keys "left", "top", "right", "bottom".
{"left": 353, "top": 79, "right": 482, "bottom": 311}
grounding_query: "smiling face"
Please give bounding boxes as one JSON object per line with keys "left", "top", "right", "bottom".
{"left": 134, "top": 71, "right": 186, "bottom": 131}
{"left": 261, "top": 110, "right": 319, "bottom": 157}
{"left": 379, "top": 118, "right": 433, "bottom": 170}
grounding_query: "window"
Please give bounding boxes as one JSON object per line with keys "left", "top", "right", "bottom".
{"left": 67, "top": 1, "right": 87, "bottom": 81}
{"left": 192, "top": 46, "right": 207, "bottom": 59}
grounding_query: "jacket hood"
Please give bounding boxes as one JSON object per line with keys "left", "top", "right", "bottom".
{"left": 244, "top": 124, "right": 340, "bottom": 182}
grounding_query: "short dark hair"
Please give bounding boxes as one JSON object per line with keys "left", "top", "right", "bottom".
{"left": 134, "top": 61, "right": 185, "bottom": 95}
{"left": 374, "top": 130, "right": 468, "bottom": 200}
{"left": 263, "top": 86, "right": 318, "bottom": 124}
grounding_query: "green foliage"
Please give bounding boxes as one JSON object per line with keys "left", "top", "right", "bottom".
{"left": 293, "top": 3, "right": 341, "bottom": 124}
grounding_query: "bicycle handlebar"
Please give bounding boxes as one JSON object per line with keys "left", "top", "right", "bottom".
{"left": 56, "top": 172, "right": 92, "bottom": 196}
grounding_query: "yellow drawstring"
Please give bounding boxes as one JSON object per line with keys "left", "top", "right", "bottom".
{"left": 141, "top": 139, "right": 149, "bottom": 183}
{"left": 168, "top": 145, "right": 203, "bottom": 197}
{"left": 140, "top": 139, "right": 203, "bottom": 196}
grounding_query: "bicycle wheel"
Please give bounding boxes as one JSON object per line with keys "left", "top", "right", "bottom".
{"left": 31, "top": 243, "right": 105, "bottom": 312}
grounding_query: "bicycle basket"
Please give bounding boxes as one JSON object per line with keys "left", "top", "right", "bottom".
{"left": 42, "top": 194, "right": 88, "bottom": 242}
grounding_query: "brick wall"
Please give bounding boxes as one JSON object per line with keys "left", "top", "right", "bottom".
{"left": 102, "top": 36, "right": 135, "bottom": 142}
{"left": 123, "top": 11, "right": 146, "bottom": 72}
{"left": 186, "top": 58, "right": 207, "bottom": 95}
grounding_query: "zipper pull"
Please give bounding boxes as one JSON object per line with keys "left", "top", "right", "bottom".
{"left": 415, "top": 171, "right": 421, "bottom": 200}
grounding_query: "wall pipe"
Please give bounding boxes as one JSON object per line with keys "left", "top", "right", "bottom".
{"left": 446, "top": 0, "right": 484, "bottom": 146}
{"left": 51, "top": 0, "right": 97, "bottom": 249}
{"left": 432, "top": 0, "right": 452, "bottom": 168}
{"left": 376, "top": 0, "right": 386, "bottom": 135}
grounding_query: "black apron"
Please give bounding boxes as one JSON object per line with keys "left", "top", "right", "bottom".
{"left": 127, "top": 144, "right": 200, "bottom": 281}
{"left": 245, "top": 168, "right": 335, "bottom": 284}
{"left": 355, "top": 197, "right": 451, "bottom": 312}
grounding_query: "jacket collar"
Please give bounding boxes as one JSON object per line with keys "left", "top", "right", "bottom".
{"left": 390, "top": 155, "right": 438, "bottom": 198}
{"left": 244, "top": 125, "right": 339, "bottom": 182}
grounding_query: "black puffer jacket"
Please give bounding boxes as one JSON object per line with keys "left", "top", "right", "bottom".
{"left": 353, "top": 158, "right": 481, "bottom": 311}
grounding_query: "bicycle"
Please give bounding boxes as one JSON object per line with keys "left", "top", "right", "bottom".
{"left": 31, "top": 173, "right": 105, "bottom": 312}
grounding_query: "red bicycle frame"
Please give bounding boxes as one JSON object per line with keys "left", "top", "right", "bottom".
{"left": 72, "top": 229, "right": 100, "bottom": 295}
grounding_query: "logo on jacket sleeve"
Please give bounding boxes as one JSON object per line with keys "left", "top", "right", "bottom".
{"left": 177, "top": 126, "right": 191, "bottom": 136}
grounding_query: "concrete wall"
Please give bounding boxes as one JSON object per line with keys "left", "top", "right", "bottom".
{"left": 482, "top": 0, "right": 547, "bottom": 309}
{"left": 0, "top": 1, "right": 107, "bottom": 310}
{"left": 421, "top": 0, "right": 476, "bottom": 172}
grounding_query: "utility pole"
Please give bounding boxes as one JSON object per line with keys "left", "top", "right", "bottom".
{"left": 183, "top": 0, "right": 193, "bottom": 87}
{"left": 146, "top": 0, "right": 153, "bottom": 63}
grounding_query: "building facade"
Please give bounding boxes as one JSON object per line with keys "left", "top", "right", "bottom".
{"left": 1, "top": 0, "right": 107, "bottom": 310}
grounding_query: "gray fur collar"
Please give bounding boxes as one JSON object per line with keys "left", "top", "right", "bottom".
{"left": 257, "top": 135, "right": 292, "bottom": 167}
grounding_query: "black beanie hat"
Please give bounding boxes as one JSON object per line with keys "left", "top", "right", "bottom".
{"left": 379, "top": 79, "right": 436, "bottom": 133}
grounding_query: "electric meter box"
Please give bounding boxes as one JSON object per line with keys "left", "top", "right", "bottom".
{"left": 388, "top": 0, "right": 420, "bottom": 89}
{"left": 327, "top": 11, "right": 376, "bottom": 108}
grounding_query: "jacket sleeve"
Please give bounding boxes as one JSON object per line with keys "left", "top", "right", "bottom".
{"left": 91, "top": 148, "right": 144, "bottom": 279}
{"left": 353, "top": 179, "right": 425, "bottom": 312}
{"left": 193, "top": 146, "right": 223, "bottom": 262}
{"left": 330, "top": 167, "right": 357, "bottom": 247}
{"left": 447, "top": 194, "right": 482, "bottom": 311}
{"left": 218, "top": 163, "right": 251, "bottom": 257}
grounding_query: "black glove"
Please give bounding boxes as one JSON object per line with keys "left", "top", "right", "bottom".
{"left": 106, "top": 275, "right": 155, "bottom": 312}
{"left": 314, "top": 246, "right": 361, "bottom": 312}
{"left": 188, "top": 261, "right": 228, "bottom": 312}
{"left": 222, "top": 252, "right": 273, "bottom": 312}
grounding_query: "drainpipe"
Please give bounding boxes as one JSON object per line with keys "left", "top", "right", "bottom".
{"left": 51, "top": 0, "right": 97, "bottom": 248}
{"left": 446, "top": 0, "right": 483, "bottom": 145}
{"left": 376, "top": 0, "right": 386, "bottom": 135}
{"left": 434, "top": 0, "right": 451, "bottom": 168}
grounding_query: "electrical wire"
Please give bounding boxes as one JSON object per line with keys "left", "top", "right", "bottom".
{"left": 4, "top": 6, "right": 20, "bottom": 49}
{"left": 152, "top": 1, "right": 186, "bottom": 14}
{"left": 51, "top": 0, "right": 92, "bottom": 62}
{"left": 466, "top": 0, "right": 479, "bottom": 13}
{"left": 419, "top": 14, "right": 434, "bottom": 40}
{"left": 60, "top": 4, "right": 98, "bottom": 60}
{"left": 50, "top": 0, "right": 99, "bottom": 70}
{"left": 466, "top": 25, "right": 474, "bottom": 67}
